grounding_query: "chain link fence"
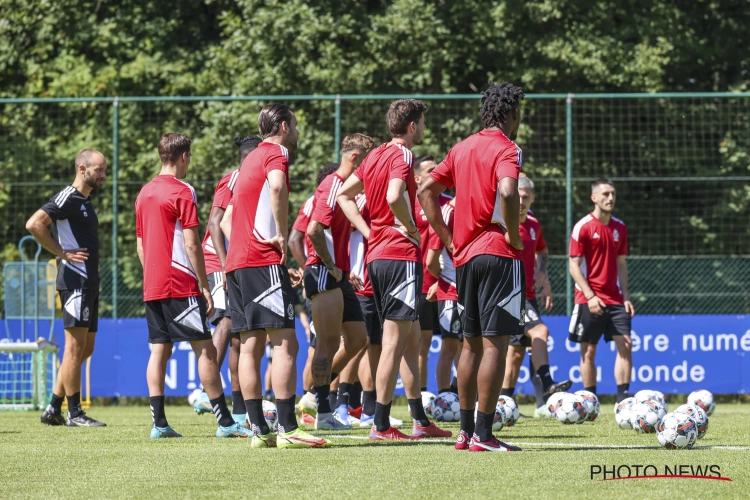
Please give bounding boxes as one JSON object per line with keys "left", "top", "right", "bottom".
{"left": 1, "top": 94, "right": 748, "bottom": 318}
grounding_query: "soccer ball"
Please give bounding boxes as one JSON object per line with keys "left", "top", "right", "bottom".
{"left": 431, "top": 392, "right": 460, "bottom": 422}
{"left": 630, "top": 400, "right": 662, "bottom": 434}
{"left": 545, "top": 393, "right": 567, "bottom": 418}
{"left": 497, "top": 396, "right": 520, "bottom": 427}
{"left": 410, "top": 391, "right": 437, "bottom": 418}
{"left": 554, "top": 393, "right": 587, "bottom": 425}
{"left": 574, "top": 390, "right": 600, "bottom": 422}
{"left": 262, "top": 400, "right": 278, "bottom": 432}
{"left": 474, "top": 401, "right": 507, "bottom": 432}
{"left": 635, "top": 389, "right": 668, "bottom": 411}
{"left": 674, "top": 404, "right": 709, "bottom": 439}
{"left": 614, "top": 397, "right": 636, "bottom": 429}
{"left": 188, "top": 388, "right": 203, "bottom": 406}
{"left": 687, "top": 390, "right": 715, "bottom": 416}
{"left": 657, "top": 411, "right": 698, "bottom": 450}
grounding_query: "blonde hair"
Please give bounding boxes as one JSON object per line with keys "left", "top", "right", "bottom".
{"left": 341, "top": 133, "right": 375, "bottom": 155}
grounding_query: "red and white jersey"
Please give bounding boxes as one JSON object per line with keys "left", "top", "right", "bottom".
{"left": 292, "top": 196, "right": 314, "bottom": 234}
{"left": 429, "top": 129, "right": 523, "bottom": 267}
{"left": 225, "top": 142, "right": 291, "bottom": 272}
{"left": 349, "top": 194, "right": 373, "bottom": 297}
{"left": 135, "top": 175, "right": 201, "bottom": 301}
{"left": 202, "top": 169, "right": 239, "bottom": 275}
{"left": 415, "top": 193, "right": 452, "bottom": 294}
{"left": 427, "top": 203, "right": 458, "bottom": 301}
{"left": 353, "top": 142, "right": 420, "bottom": 264}
{"left": 569, "top": 213, "right": 628, "bottom": 305}
{"left": 304, "top": 173, "right": 352, "bottom": 271}
{"left": 519, "top": 215, "right": 547, "bottom": 300}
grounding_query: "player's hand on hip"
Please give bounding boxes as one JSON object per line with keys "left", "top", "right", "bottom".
{"left": 425, "top": 282, "right": 439, "bottom": 302}
{"left": 202, "top": 289, "right": 215, "bottom": 318}
{"left": 402, "top": 225, "right": 421, "bottom": 245}
{"left": 349, "top": 273, "right": 364, "bottom": 292}
{"left": 61, "top": 248, "right": 88, "bottom": 263}
{"left": 587, "top": 295, "right": 605, "bottom": 315}
{"left": 505, "top": 232, "right": 523, "bottom": 250}
{"left": 288, "top": 268, "right": 303, "bottom": 288}
{"left": 328, "top": 266, "right": 343, "bottom": 282}
{"left": 261, "top": 234, "right": 287, "bottom": 265}
{"left": 624, "top": 300, "right": 636, "bottom": 317}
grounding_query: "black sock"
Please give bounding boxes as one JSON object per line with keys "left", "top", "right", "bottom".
{"left": 349, "top": 382, "right": 362, "bottom": 408}
{"left": 420, "top": 387, "right": 427, "bottom": 392}
{"left": 276, "top": 396, "right": 298, "bottom": 434}
{"left": 585, "top": 385, "right": 597, "bottom": 396}
{"left": 329, "top": 389, "right": 339, "bottom": 411}
{"left": 616, "top": 383, "right": 630, "bottom": 403}
{"left": 67, "top": 392, "right": 82, "bottom": 417}
{"left": 532, "top": 375, "right": 545, "bottom": 407}
{"left": 374, "top": 402, "right": 392, "bottom": 432}
{"left": 209, "top": 395, "right": 235, "bottom": 427}
{"left": 314, "top": 385, "right": 332, "bottom": 414}
{"left": 362, "top": 390, "right": 376, "bottom": 416}
{"left": 231, "top": 391, "right": 245, "bottom": 415}
{"left": 150, "top": 396, "right": 168, "bottom": 427}
{"left": 408, "top": 398, "right": 429, "bottom": 427}
{"left": 245, "top": 399, "right": 270, "bottom": 435}
{"left": 450, "top": 377, "right": 458, "bottom": 394}
{"left": 50, "top": 393, "right": 64, "bottom": 412}
{"left": 475, "top": 410, "right": 493, "bottom": 442}
{"left": 536, "top": 364, "right": 554, "bottom": 391}
{"left": 337, "top": 383, "right": 353, "bottom": 408}
{"left": 500, "top": 387, "right": 515, "bottom": 397}
{"left": 460, "top": 408, "right": 475, "bottom": 437}
{"left": 438, "top": 387, "right": 452, "bottom": 395}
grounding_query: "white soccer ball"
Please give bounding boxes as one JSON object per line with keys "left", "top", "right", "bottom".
{"left": 422, "top": 391, "right": 436, "bottom": 416}
{"left": 554, "top": 393, "right": 587, "bottom": 425}
{"left": 545, "top": 393, "right": 567, "bottom": 418}
{"left": 674, "top": 404, "right": 709, "bottom": 439}
{"left": 474, "top": 401, "right": 507, "bottom": 432}
{"left": 630, "top": 400, "right": 662, "bottom": 434}
{"left": 574, "top": 390, "right": 600, "bottom": 422}
{"left": 497, "top": 396, "right": 520, "bottom": 427}
{"left": 262, "top": 400, "right": 278, "bottom": 432}
{"left": 614, "top": 397, "right": 636, "bottom": 429}
{"left": 635, "top": 389, "right": 668, "bottom": 411}
{"left": 431, "top": 392, "right": 461, "bottom": 422}
{"left": 657, "top": 411, "right": 698, "bottom": 450}
{"left": 687, "top": 390, "right": 715, "bottom": 416}
{"left": 188, "top": 388, "right": 203, "bottom": 406}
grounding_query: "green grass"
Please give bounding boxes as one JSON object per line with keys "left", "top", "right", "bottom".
{"left": 1, "top": 403, "right": 749, "bottom": 499}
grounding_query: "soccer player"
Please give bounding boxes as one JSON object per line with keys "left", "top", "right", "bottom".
{"left": 225, "top": 104, "right": 327, "bottom": 448}
{"left": 27, "top": 149, "right": 107, "bottom": 427}
{"left": 135, "top": 133, "right": 248, "bottom": 438}
{"left": 419, "top": 82, "right": 526, "bottom": 452}
{"left": 303, "top": 134, "right": 372, "bottom": 430}
{"left": 569, "top": 178, "right": 634, "bottom": 403}
{"left": 193, "top": 135, "right": 262, "bottom": 423}
{"left": 338, "top": 99, "right": 450, "bottom": 440}
{"left": 501, "top": 175, "right": 571, "bottom": 415}
{"left": 413, "top": 155, "right": 452, "bottom": 391}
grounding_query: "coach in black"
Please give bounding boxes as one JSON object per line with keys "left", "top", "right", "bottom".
{"left": 26, "top": 149, "right": 107, "bottom": 427}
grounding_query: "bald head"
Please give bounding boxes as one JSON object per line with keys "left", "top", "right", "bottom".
{"left": 76, "top": 149, "right": 105, "bottom": 170}
{"left": 74, "top": 148, "right": 107, "bottom": 193}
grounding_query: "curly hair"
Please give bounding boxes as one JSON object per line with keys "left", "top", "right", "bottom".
{"left": 316, "top": 163, "right": 339, "bottom": 185}
{"left": 234, "top": 135, "right": 262, "bottom": 158}
{"left": 480, "top": 81, "right": 525, "bottom": 129}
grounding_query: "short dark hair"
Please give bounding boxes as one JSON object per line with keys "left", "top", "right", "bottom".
{"left": 591, "top": 178, "right": 615, "bottom": 192}
{"left": 258, "top": 104, "right": 295, "bottom": 139}
{"left": 481, "top": 81, "right": 525, "bottom": 129}
{"left": 386, "top": 99, "right": 428, "bottom": 137}
{"left": 413, "top": 155, "right": 434, "bottom": 173}
{"left": 234, "top": 135, "right": 263, "bottom": 158}
{"left": 317, "top": 163, "right": 339, "bottom": 185}
{"left": 158, "top": 133, "right": 192, "bottom": 164}
{"left": 75, "top": 149, "right": 105, "bottom": 169}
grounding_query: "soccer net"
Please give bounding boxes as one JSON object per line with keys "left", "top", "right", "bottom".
{"left": 0, "top": 339, "right": 58, "bottom": 410}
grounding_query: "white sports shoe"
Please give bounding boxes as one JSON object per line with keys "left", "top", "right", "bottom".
{"left": 389, "top": 416, "right": 404, "bottom": 428}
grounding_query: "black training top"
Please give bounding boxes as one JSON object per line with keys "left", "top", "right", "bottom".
{"left": 40, "top": 185, "right": 100, "bottom": 291}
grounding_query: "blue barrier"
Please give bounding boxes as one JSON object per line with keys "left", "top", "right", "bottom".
{"left": 5, "top": 315, "right": 749, "bottom": 397}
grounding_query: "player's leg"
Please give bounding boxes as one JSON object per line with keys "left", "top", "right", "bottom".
{"left": 228, "top": 334, "right": 245, "bottom": 423}
{"left": 238, "top": 329, "right": 275, "bottom": 444}
{"left": 309, "top": 287, "right": 345, "bottom": 428}
{"left": 569, "top": 303, "right": 605, "bottom": 395}
{"left": 455, "top": 262, "right": 481, "bottom": 447}
{"left": 501, "top": 344, "right": 526, "bottom": 397}
{"left": 580, "top": 342, "right": 597, "bottom": 393}
{"left": 526, "top": 298, "right": 571, "bottom": 399}
{"left": 333, "top": 284, "right": 368, "bottom": 424}
{"left": 436, "top": 300, "right": 461, "bottom": 394}
{"left": 474, "top": 335, "right": 511, "bottom": 443}
{"left": 372, "top": 318, "right": 412, "bottom": 435}
{"left": 147, "top": 342, "right": 177, "bottom": 436}
{"left": 194, "top": 315, "right": 233, "bottom": 414}
{"left": 358, "top": 294, "right": 383, "bottom": 426}
{"left": 418, "top": 296, "right": 437, "bottom": 390}
{"left": 264, "top": 341, "right": 274, "bottom": 400}
{"left": 609, "top": 305, "right": 633, "bottom": 402}
{"left": 191, "top": 337, "right": 242, "bottom": 436}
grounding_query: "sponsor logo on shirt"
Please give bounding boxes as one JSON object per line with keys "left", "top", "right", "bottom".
{"left": 80, "top": 205, "right": 88, "bottom": 217}
{"left": 593, "top": 232, "right": 600, "bottom": 240}
{"left": 530, "top": 228, "right": 537, "bottom": 240}
{"left": 613, "top": 229, "right": 620, "bottom": 242}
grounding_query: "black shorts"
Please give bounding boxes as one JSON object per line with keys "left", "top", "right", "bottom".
{"left": 358, "top": 294, "right": 383, "bottom": 345}
{"left": 568, "top": 303, "right": 632, "bottom": 344}
{"left": 305, "top": 265, "right": 364, "bottom": 323}
{"left": 227, "top": 265, "right": 296, "bottom": 333}
{"left": 456, "top": 255, "right": 525, "bottom": 338}
{"left": 207, "top": 272, "right": 231, "bottom": 326}
{"left": 437, "top": 299, "right": 463, "bottom": 341}
{"left": 146, "top": 296, "right": 212, "bottom": 344}
{"left": 510, "top": 298, "right": 545, "bottom": 346}
{"left": 368, "top": 260, "right": 423, "bottom": 323}
{"left": 59, "top": 289, "right": 99, "bottom": 331}
{"left": 419, "top": 295, "right": 440, "bottom": 334}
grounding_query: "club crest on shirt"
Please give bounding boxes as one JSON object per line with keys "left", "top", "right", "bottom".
{"left": 530, "top": 228, "right": 537, "bottom": 240}
{"left": 287, "top": 303, "right": 294, "bottom": 320}
{"left": 613, "top": 229, "right": 620, "bottom": 242}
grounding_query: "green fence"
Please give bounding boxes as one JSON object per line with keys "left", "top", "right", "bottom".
{"left": 1, "top": 93, "right": 749, "bottom": 318}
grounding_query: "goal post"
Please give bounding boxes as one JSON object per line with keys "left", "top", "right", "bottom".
{"left": 0, "top": 339, "right": 58, "bottom": 410}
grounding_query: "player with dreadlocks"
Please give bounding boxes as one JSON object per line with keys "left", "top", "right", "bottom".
{"left": 419, "top": 82, "right": 526, "bottom": 452}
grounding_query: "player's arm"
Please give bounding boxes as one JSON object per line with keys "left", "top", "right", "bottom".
{"left": 262, "top": 170, "right": 289, "bottom": 265}
{"left": 426, "top": 248, "right": 442, "bottom": 280}
{"left": 617, "top": 255, "right": 635, "bottom": 317}
{"left": 569, "top": 256, "right": 605, "bottom": 315}
{"left": 499, "top": 176, "right": 522, "bottom": 250}
{"left": 184, "top": 225, "right": 214, "bottom": 317}
{"left": 418, "top": 178, "right": 452, "bottom": 253}
{"left": 25, "top": 210, "right": 88, "bottom": 263}
{"left": 307, "top": 219, "right": 342, "bottom": 282}
{"left": 288, "top": 229, "right": 307, "bottom": 268}
{"left": 136, "top": 237, "right": 144, "bottom": 267}
{"left": 386, "top": 178, "right": 419, "bottom": 244}
{"left": 208, "top": 206, "right": 228, "bottom": 270}
{"left": 337, "top": 175, "right": 370, "bottom": 239}
{"left": 220, "top": 204, "right": 233, "bottom": 241}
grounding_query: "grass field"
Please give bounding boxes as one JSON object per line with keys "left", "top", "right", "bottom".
{"left": 2, "top": 402, "right": 749, "bottom": 499}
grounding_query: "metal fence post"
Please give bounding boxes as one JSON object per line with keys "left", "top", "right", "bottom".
{"left": 565, "top": 93, "right": 574, "bottom": 314}
{"left": 111, "top": 97, "right": 119, "bottom": 318}
{"left": 334, "top": 94, "right": 341, "bottom": 162}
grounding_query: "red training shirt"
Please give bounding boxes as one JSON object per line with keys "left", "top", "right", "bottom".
{"left": 519, "top": 215, "right": 547, "bottom": 300}
{"left": 569, "top": 213, "right": 628, "bottom": 305}
{"left": 225, "top": 142, "right": 291, "bottom": 272}
{"left": 415, "top": 193, "right": 452, "bottom": 294}
{"left": 429, "top": 129, "right": 523, "bottom": 267}
{"left": 349, "top": 193, "right": 373, "bottom": 297}
{"left": 427, "top": 203, "right": 458, "bottom": 301}
{"left": 304, "top": 173, "right": 351, "bottom": 271}
{"left": 202, "top": 169, "right": 239, "bottom": 275}
{"left": 291, "top": 195, "right": 314, "bottom": 263}
{"left": 135, "top": 175, "right": 201, "bottom": 301}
